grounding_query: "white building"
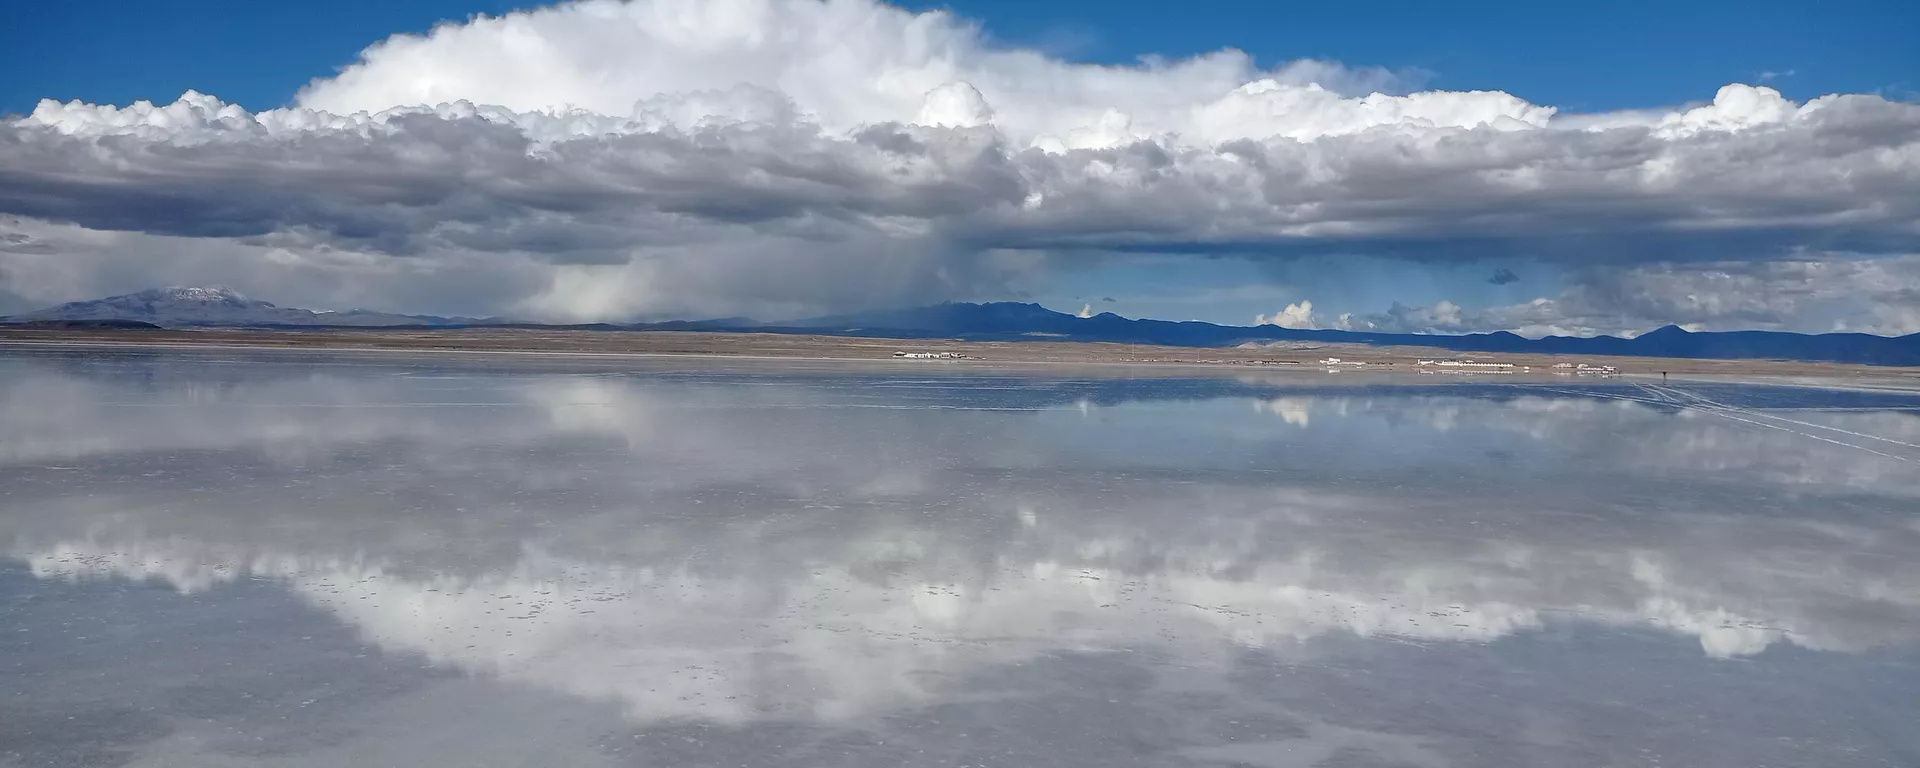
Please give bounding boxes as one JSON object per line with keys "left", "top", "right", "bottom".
{"left": 1421, "top": 359, "right": 1514, "bottom": 369}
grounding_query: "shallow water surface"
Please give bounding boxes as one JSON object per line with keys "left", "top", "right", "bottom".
{"left": 2, "top": 349, "right": 1918, "bottom": 767}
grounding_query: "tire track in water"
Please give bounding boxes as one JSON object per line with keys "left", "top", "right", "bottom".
{"left": 1629, "top": 382, "right": 1918, "bottom": 464}
{"left": 1644, "top": 383, "right": 1920, "bottom": 452}
{"left": 1498, "top": 381, "right": 1918, "bottom": 465}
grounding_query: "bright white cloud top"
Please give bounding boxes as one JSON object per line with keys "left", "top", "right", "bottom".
{"left": 3, "top": 0, "right": 1918, "bottom": 327}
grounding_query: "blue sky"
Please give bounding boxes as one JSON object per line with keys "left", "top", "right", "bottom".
{"left": 8, "top": 0, "right": 1913, "bottom": 117}
{"left": 2, "top": 0, "right": 1917, "bottom": 333}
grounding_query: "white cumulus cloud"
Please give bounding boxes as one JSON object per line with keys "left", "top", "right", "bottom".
{"left": 1255, "top": 300, "right": 1320, "bottom": 329}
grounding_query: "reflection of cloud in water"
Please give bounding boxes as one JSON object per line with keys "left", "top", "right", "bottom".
{"left": 5, "top": 353, "right": 1920, "bottom": 729}
{"left": 20, "top": 470, "right": 1920, "bottom": 725}
{"left": 1253, "top": 397, "right": 1312, "bottom": 427}
{"left": 6, "top": 355, "right": 1919, "bottom": 495}
{"left": 0, "top": 537, "right": 1746, "bottom": 724}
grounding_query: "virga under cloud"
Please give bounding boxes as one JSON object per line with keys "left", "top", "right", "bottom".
{"left": 2, "top": 0, "right": 1917, "bottom": 327}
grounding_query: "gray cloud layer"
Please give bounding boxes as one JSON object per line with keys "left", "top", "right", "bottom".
{"left": 3, "top": 0, "right": 1918, "bottom": 324}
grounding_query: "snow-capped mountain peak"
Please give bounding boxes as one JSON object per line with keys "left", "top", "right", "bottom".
{"left": 142, "top": 286, "right": 258, "bottom": 305}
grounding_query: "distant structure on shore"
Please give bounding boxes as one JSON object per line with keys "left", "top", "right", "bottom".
{"left": 894, "top": 351, "right": 964, "bottom": 359}
{"left": 1418, "top": 359, "right": 1515, "bottom": 370}
{"left": 1548, "top": 362, "right": 1618, "bottom": 376}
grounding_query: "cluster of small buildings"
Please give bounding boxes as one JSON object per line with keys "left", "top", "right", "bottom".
{"left": 1417, "top": 359, "right": 1515, "bottom": 369}
{"left": 1319, "top": 357, "right": 1367, "bottom": 367}
{"left": 893, "top": 351, "right": 964, "bottom": 359}
{"left": 1551, "top": 362, "right": 1618, "bottom": 375}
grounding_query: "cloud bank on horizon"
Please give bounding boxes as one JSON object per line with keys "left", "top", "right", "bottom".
{"left": 3, "top": 0, "right": 1918, "bottom": 334}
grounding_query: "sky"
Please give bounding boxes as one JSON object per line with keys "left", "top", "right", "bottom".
{"left": 1, "top": 0, "right": 1917, "bottom": 335}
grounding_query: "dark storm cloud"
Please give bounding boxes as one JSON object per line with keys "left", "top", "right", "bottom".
{"left": 0, "top": 115, "right": 1029, "bottom": 260}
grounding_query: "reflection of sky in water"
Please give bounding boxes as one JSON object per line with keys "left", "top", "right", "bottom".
{"left": 2, "top": 350, "right": 1919, "bottom": 766}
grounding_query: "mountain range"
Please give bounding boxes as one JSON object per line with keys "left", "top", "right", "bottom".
{"left": 0, "top": 287, "right": 493, "bottom": 328}
{"left": 728, "top": 302, "right": 1920, "bottom": 367}
{"left": 6, "top": 288, "right": 1919, "bottom": 366}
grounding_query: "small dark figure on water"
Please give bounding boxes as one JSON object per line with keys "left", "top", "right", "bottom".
{"left": 1662, "top": 371, "right": 1668, "bottom": 382}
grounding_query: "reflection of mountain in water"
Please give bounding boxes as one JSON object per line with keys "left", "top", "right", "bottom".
{"left": 4, "top": 351, "right": 1918, "bottom": 732}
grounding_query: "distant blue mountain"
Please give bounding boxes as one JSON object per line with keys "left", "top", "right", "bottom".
{"left": 2, "top": 287, "right": 499, "bottom": 328}
{"left": 713, "top": 301, "right": 1920, "bottom": 366}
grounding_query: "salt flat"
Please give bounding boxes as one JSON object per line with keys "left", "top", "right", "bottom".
{"left": 2, "top": 348, "right": 1917, "bottom": 767}
{"left": 8, "top": 325, "right": 1920, "bottom": 381}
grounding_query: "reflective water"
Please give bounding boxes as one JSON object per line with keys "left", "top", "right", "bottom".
{"left": 2, "top": 349, "right": 1918, "bottom": 767}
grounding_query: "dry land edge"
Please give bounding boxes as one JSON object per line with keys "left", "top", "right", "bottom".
{"left": 3, "top": 326, "right": 1918, "bottom": 386}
